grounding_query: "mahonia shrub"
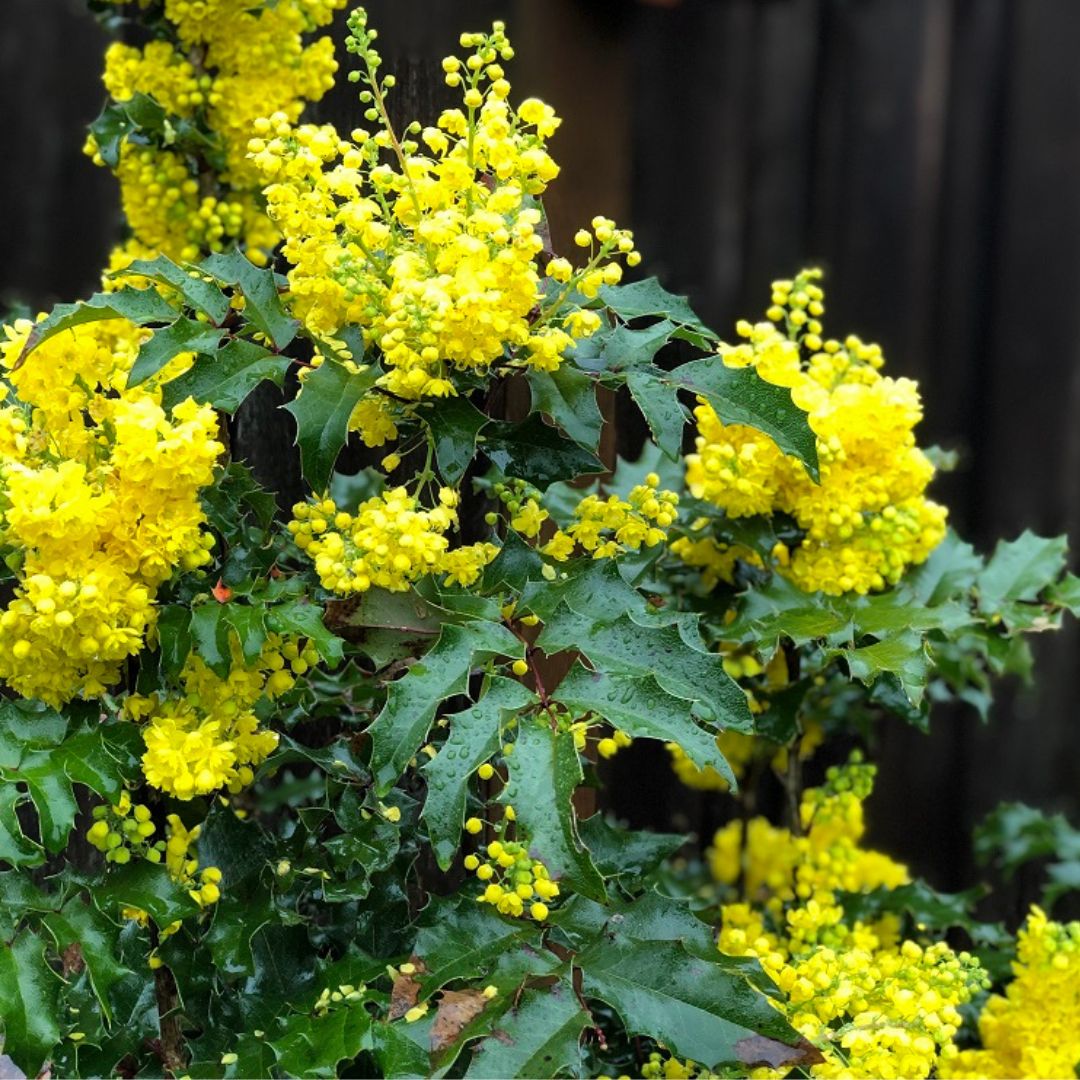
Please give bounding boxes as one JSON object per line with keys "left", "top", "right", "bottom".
{"left": 2, "top": 4, "right": 1079, "bottom": 1078}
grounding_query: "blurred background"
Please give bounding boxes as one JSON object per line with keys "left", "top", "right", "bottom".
{"left": 4, "top": 0, "right": 1079, "bottom": 895}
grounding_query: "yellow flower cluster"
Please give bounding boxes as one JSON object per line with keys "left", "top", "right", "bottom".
{"left": 543, "top": 473, "right": 679, "bottom": 561}
{"left": 86, "top": 793, "right": 222, "bottom": 911}
{"left": 940, "top": 907, "right": 1080, "bottom": 1080}
{"left": 89, "top": 0, "right": 345, "bottom": 267}
{"left": 668, "top": 530, "right": 763, "bottom": 590}
{"left": 641, "top": 1051, "right": 713, "bottom": 1079}
{"left": 129, "top": 635, "right": 310, "bottom": 799}
{"left": 0, "top": 318, "right": 221, "bottom": 706}
{"left": 289, "top": 489, "right": 496, "bottom": 594}
{"left": 683, "top": 270, "right": 947, "bottom": 595}
{"left": 249, "top": 9, "right": 638, "bottom": 409}
{"left": 462, "top": 832, "right": 560, "bottom": 921}
{"left": 711, "top": 762, "right": 987, "bottom": 1078}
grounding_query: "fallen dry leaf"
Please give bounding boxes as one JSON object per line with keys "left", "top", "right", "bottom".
{"left": 430, "top": 988, "right": 489, "bottom": 1053}
{"left": 734, "top": 1035, "right": 826, "bottom": 1069}
{"left": 388, "top": 957, "right": 427, "bottom": 1021}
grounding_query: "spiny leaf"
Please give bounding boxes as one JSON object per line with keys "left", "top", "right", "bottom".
{"left": 599, "top": 279, "right": 714, "bottom": 336}
{"left": 16, "top": 286, "right": 177, "bottom": 364}
{"left": 553, "top": 663, "right": 738, "bottom": 787}
{"left": 482, "top": 413, "right": 604, "bottom": 489}
{"left": 123, "top": 255, "right": 231, "bottom": 323}
{"left": 527, "top": 366, "right": 604, "bottom": 450}
{"left": 502, "top": 721, "right": 606, "bottom": 902}
{"left": 284, "top": 358, "right": 379, "bottom": 491}
{"left": 368, "top": 621, "right": 519, "bottom": 795}
{"left": 0, "top": 930, "right": 61, "bottom": 1075}
{"left": 576, "top": 939, "right": 811, "bottom": 1070}
{"left": 200, "top": 249, "right": 298, "bottom": 348}
{"left": 671, "top": 359, "right": 819, "bottom": 480}
{"left": 427, "top": 397, "right": 489, "bottom": 485}
{"left": 160, "top": 337, "right": 290, "bottom": 413}
{"left": 422, "top": 677, "right": 537, "bottom": 869}
{"left": 127, "top": 317, "right": 227, "bottom": 389}
{"left": 831, "top": 631, "right": 929, "bottom": 706}
{"left": 538, "top": 606, "right": 753, "bottom": 733}
{"left": 465, "top": 985, "right": 586, "bottom": 1079}
{"left": 627, "top": 369, "right": 689, "bottom": 459}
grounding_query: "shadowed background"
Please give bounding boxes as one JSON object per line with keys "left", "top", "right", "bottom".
{"left": 4, "top": 0, "right": 1079, "bottom": 899}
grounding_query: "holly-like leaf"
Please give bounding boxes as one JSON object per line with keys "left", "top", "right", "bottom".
{"left": 584, "top": 320, "right": 679, "bottom": 373}
{"left": 539, "top": 607, "right": 753, "bottom": 733}
{"left": 977, "top": 530, "right": 1069, "bottom": 627}
{"left": 412, "top": 895, "right": 535, "bottom": 995}
{"left": 578, "top": 816, "right": 686, "bottom": 889}
{"left": 576, "top": 940, "right": 811, "bottom": 1070}
{"left": 160, "top": 337, "right": 291, "bottom": 413}
{"left": 266, "top": 598, "right": 344, "bottom": 667}
{"left": 200, "top": 249, "right": 298, "bottom": 348}
{"left": 599, "top": 279, "right": 714, "bottom": 338}
{"left": 368, "top": 621, "right": 519, "bottom": 795}
{"left": 502, "top": 721, "right": 606, "bottom": 902}
{"left": 94, "top": 861, "right": 200, "bottom": 926}
{"left": 127, "top": 317, "right": 227, "bottom": 389}
{"left": 553, "top": 663, "right": 739, "bottom": 787}
{"left": 15, "top": 286, "right": 177, "bottom": 365}
{"left": 672, "top": 360, "right": 819, "bottom": 480}
{"left": 422, "top": 678, "right": 537, "bottom": 869}
{"left": 465, "top": 985, "right": 586, "bottom": 1079}
{"left": 0, "top": 930, "right": 61, "bottom": 1075}
{"left": 285, "top": 358, "right": 379, "bottom": 491}
{"left": 482, "top": 413, "right": 604, "bottom": 489}
{"left": 0, "top": 708, "right": 142, "bottom": 857}
{"left": 271, "top": 1004, "right": 372, "bottom": 1079}
{"left": 527, "top": 367, "right": 603, "bottom": 450}
{"left": 832, "top": 631, "right": 929, "bottom": 705}
{"left": 627, "top": 369, "right": 689, "bottom": 459}
{"left": 41, "top": 898, "right": 129, "bottom": 1024}
{"left": 427, "top": 397, "right": 489, "bottom": 485}
{"left": 122, "top": 255, "right": 231, "bottom": 323}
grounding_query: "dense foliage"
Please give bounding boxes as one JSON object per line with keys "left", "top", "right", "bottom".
{"left": 2, "top": 3, "right": 1079, "bottom": 1077}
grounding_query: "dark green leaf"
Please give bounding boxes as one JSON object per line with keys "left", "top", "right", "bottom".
{"left": 124, "top": 255, "right": 231, "bottom": 323}
{"left": 368, "top": 621, "right": 519, "bottom": 795}
{"left": 0, "top": 930, "right": 61, "bottom": 1075}
{"left": 42, "top": 899, "right": 129, "bottom": 1023}
{"left": 539, "top": 607, "right": 753, "bottom": 733}
{"left": 527, "top": 367, "right": 603, "bottom": 450}
{"left": 832, "top": 631, "right": 929, "bottom": 706}
{"left": 200, "top": 250, "right": 298, "bottom": 348}
{"left": 127, "top": 317, "right": 226, "bottom": 389}
{"left": 578, "top": 816, "right": 685, "bottom": 888}
{"left": 553, "top": 663, "right": 738, "bottom": 787}
{"left": 266, "top": 598, "right": 344, "bottom": 667}
{"left": 585, "top": 320, "right": 678, "bottom": 373}
{"left": 16, "top": 287, "right": 177, "bottom": 363}
{"left": 577, "top": 939, "right": 809, "bottom": 1070}
{"left": 94, "top": 861, "right": 200, "bottom": 926}
{"left": 422, "top": 678, "right": 537, "bottom": 869}
{"left": 482, "top": 413, "right": 603, "bottom": 489}
{"left": 161, "top": 337, "right": 290, "bottom": 413}
{"left": 284, "top": 358, "right": 379, "bottom": 491}
{"left": 465, "top": 985, "right": 586, "bottom": 1079}
{"left": 427, "top": 397, "right": 489, "bottom": 485}
{"left": 503, "top": 721, "right": 606, "bottom": 902}
{"left": 672, "top": 360, "right": 818, "bottom": 480}
{"left": 627, "top": 369, "right": 688, "bottom": 459}
{"left": 599, "top": 279, "right": 713, "bottom": 336}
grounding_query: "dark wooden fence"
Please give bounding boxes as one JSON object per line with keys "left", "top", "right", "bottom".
{"left": 5, "top": 0, "right": 1080, "bottom": 894}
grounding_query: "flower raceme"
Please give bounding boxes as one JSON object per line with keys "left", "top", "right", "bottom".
{"left": 88, "top": 0, "right": 345, "bottom": 270}
{"left": 678, "top": 269, "right": 947, "bottom": 596}
{"left": 248, "top": 9, "right": 639, "bottom": 429}
{"left": 712, "top": 762, "right": 989, "bottom": 1079}
{"left": 0, "top": 318, "right": 221, "bottom": 706}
